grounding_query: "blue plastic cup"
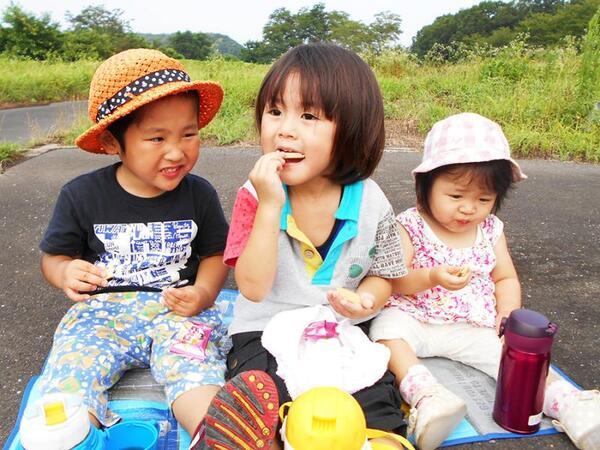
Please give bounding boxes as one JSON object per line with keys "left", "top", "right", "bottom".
{"left": 104, "top": 420, "right": 158, "bottom": 450}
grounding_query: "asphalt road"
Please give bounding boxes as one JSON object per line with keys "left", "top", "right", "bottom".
{"left": 1, "top": 147, "right": 598, "bottom": 448}
{"left": 0, "top": 101, "right": 87, "bottom": 144}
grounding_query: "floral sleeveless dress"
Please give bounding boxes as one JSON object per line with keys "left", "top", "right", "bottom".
{"left": 387, "top": 207, "right": 503, "bottom": 328}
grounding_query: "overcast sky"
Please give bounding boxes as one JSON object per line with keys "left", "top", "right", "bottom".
{"left": 1, "top": 0, "right": 485, "bottom": 47}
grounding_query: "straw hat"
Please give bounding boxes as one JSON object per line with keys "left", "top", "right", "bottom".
{"left": 75, "top": 48, "right": 224, "bottom": 153}
{"left": 413, "top": 112, "right": 526, "bottom": 182}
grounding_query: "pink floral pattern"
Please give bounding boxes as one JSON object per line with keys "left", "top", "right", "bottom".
{"left": 387, "top": 208, "right": 503, "bottom": 328}
{"left": 399, "top": 364, "right": 437, "bottom": 405}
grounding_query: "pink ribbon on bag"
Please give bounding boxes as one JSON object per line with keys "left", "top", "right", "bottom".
{"left": 302, "top": 320, "right": 339, "bottom": 341}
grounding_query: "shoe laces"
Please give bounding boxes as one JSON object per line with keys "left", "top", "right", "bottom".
{"left": 407, "top": 406, "right": 418, "bottom": 437}
{"left": 406, "top": 386, "right": 439, "bottom": 437}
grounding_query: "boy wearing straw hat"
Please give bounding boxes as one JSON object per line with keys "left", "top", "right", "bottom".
{"left": 36, "top": 48, "right": 235, "bottom": 437}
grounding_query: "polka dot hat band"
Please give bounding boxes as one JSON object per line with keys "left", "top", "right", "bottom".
{"left": 75, "top": 48, "right": 224, "bottom": 154}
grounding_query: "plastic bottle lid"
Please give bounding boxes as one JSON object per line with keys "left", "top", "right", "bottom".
{"left": 282, "top": 387, "right": 367, "bottom": 450}
{"left": 44, "top": 401, "right": 68, "bottom": 426}
{"left": 20, "top": 393, "right": 91, "bottom": 450}
{"left": 505, "top": 309, "right": 557, "bottom": 338}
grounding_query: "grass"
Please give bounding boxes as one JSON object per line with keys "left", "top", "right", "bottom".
{"left": 369, "top": 44, "right": 600, "bottom": 161}
{"left": 0, "top": 57, "right": 96, "bottom": 104}
{"left": 0, "top": 142, "right": 23, "bottom": 169}
{"left": 1, "top": 47, "right": 599, "bottom": 164}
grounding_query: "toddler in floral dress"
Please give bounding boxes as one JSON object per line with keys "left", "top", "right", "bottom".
{"left": 369, "top": 112, "right": 600, "bottom": 450}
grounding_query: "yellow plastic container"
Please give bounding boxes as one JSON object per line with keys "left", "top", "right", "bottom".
{"left": 280, "top": 387, "right": 367, "bottom": 450}
{"left": 280, "top": 387, "right": 415, "bottom": 450}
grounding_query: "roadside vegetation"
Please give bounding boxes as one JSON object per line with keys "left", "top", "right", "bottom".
{"left": 1, "top": 1, "right": 599, "bottom": 164}
{"left": 3, "top": 36, "right": 598, "bottom": 162}
{"left": 0, "top": 142, "right": 22, "bottom": 169}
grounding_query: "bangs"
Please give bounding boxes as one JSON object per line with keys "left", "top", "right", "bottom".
{"left": 256, "top": 48, "right": 343, "bottom": 125}
{"left": 267, "top": 71, "right": 330, "bottom": 118}
{"left": 443, "top": 161, "right": 511, "bottom": 194}
{"left": 417, "top": 160, "right": 515, "bottom": 214}
{"left": 445, "top": 164, "right": 496, "bottom": 193}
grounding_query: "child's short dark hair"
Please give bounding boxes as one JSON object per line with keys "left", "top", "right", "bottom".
{"left": 107, "top": 90, "right": 199, "bottom": 152}
{"left": 255, "top": 43, "right": 385, "bottom": 185}
{"left": 416, "top": 160, "right": 515, "bottom": 216}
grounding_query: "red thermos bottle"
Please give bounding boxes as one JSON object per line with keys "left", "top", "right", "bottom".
{"left": 493, "top": 309, "right": 558, "bottom": 434}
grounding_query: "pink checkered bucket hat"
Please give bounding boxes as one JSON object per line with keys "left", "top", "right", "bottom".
{"left": 413, "top": 112, "right": 526, "bottom": 181}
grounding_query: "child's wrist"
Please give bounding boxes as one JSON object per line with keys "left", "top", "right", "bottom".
{"left": 428, "top": 267, "right": 439, "bottom": 286}
{"left": 191, "top": 284, "right": 210, "bottom": 306}
{"left": 58, "top": 258, "right": 73, "bottom": 289}
{"left": 257, "top": 200, "right": 283, "bottom": 213}
{"left": 256, "top": 203, "right": 283, "bottom": 225}
{"left": 496, "top": 307, "right": 516, "bottom": 318}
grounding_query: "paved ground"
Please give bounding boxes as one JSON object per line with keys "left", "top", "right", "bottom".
{"left": 1, "top": 147, "right": 598, "bottom": 448}
{"left": 0, "top": 101, "right": 87, "bottom": 144}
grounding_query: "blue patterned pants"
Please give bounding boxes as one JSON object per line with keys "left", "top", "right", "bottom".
{"left": 37, "top": 291, "right": 231, "bottom": 425}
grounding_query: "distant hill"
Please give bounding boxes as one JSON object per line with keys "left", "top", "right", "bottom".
{"left": 140, "top": 32, "right": 243, "bottom": 58}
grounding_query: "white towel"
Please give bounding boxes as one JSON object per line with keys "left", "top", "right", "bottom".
{"left": 262, "top": 305, "right": 390, "bottom": 399}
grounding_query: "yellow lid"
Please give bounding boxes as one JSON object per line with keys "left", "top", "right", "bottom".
{"left": 43, "top": 401, "right": 68, "bottom": 426}
{"left": 283, "top": 387, "right": 366, "bottom": 450}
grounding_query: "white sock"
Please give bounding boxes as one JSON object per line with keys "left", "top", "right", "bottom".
{"left": 399, "top": 364, "right": 437, "bottom": 406}
{"left": 543, "top": 379, "right": 579, "bottom": 419}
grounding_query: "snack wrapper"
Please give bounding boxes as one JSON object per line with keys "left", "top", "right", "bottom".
{"left": 169, "top": 321, "right": 212, "bottom": 361}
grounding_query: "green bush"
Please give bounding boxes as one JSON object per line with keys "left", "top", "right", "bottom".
{"left": 580, "top": 7, "right": 600, "bottom": 113}
{"left": 0, "top": 142, "right": 22, "bottom": 165}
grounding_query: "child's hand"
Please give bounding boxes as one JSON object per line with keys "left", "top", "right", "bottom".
{"left": 249, "top": 152, "right": 286, "bottom": 207}
{"left": 162, "top": 285, "right": 208, "bottom": 317}
{"left": 430, "top": 265, "right": 471, "bottom": 291}
{"left": 61, "top": 259, "right": 108, "bottom": 302}
{"left": 495, "top": 308, "right": 514, "bottom": 334}
{"left": 327, "top": 288, "right": 375, "bottom": 319}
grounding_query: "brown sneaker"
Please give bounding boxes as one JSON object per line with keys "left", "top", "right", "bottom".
{"left": 190, "top": 370, "right": 279, "bottom": 450}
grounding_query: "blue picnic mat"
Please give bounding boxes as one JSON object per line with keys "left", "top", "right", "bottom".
{"left": 5, "top": 289, "right": 578, "bottom": 449}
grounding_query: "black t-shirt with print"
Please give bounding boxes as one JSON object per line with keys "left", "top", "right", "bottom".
{"left": 40, "top": 163, "right": 229, "bottom": 291}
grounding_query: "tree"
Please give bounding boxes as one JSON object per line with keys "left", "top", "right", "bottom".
{"left": 1, "top": 3, "right": 62, "bottom": 59}
{"left": 412, "top": 1, "right": 528, "bottom": 56}
{"left": 240, "top": 40, "right": 277, "bottom": 63}
{"left": 411, "top": 14, "right": 459, "bottom": 57}
{"left": 169, "top": 31, "right": 214, "bottom": 60}
{"left": 61, "top": 29, "right": 114, "bottom": 60}
{"left": 241, "top": 3, "right": 403, "bottom": 62}
{"left": 368, "top": 11, "right": 402, "bottom": 54}
{"left": 0, "top": 25, "right": 7, "bottom": 53}
{"left": 329, "top": 12, "right": 372, "bottom": 53}
{"left": 484, "top": 26, "right": 518, "bottom": 46}
{"left": 296, "top": 3, "right": 331, "bottom": 42}
{"left": 517, "top": 0, "right": 600, "bottom": 46}
{"left": 260, "top": 7, "right": 304, "bottom": 59}
{"left": 66, "top": 5, "right": 128, "bottom": 34}
{"left": 516, "top": 0, "right": 566, "bottom": 15}
{"left": 64, "top": 5, "right": 149, "bottom": 60}
{"left": 411, "top": 0, "right": 599, "bottom": 58}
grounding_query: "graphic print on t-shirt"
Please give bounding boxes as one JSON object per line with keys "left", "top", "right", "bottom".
{"left": 94, "top": 220, "right": 197, "bottom": 288}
